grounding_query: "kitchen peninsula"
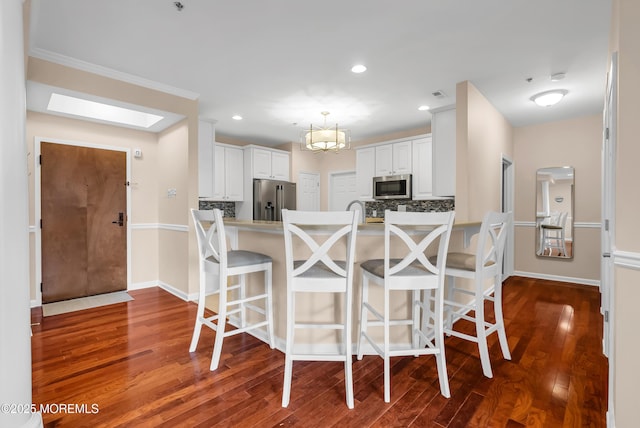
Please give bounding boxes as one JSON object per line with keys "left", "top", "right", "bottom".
{"left": 212, "top": 217, "right": 482, "bottom": 351}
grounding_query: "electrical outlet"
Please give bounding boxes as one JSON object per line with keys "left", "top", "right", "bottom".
{"left": 167, "top": 188, "right": 177, "bottom": 198}
{"left": 372, "top": 210, "right": 377, "bottom": 217}
{"left": 398, "top": 205, "right": 406, "bottom": 212}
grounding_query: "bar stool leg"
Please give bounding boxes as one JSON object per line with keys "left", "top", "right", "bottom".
{"left": 282, "top": 289, "right": 295, "bottom": 407}
{"left": 210, "top": 278, "right": 227, "bottom": 371}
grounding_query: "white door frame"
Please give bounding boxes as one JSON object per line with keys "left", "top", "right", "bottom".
{"left": 602, "top": 52, "right": 617, "bottom": 427}
{"left": 34, "top": 137, "right": 132, "bottom": 306}
{"left": 501, "top": 154, "right": 515, "bottom": 278}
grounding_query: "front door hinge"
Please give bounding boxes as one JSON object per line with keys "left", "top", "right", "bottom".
{"left": 604, "top": 219, "right": 609, "bottom": 231}
{"left": 40, "top": 282, "right": 43, "bottom": 293}
{"left": 39, "top": 155, "right": 42, "bottom": 165}
{"left": 40, "top": 219, "right": 42, "bottom": 229}
{"left": 604, "top": 310, "right": 609, "bottom": 323}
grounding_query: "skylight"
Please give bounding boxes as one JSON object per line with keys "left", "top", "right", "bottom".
{"left": 47, "top": 93, "right": 164, "bottom": 128}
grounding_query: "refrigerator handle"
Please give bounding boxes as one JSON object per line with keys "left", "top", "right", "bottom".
{"left": 275, "top": 184, "right": 283, "bottom": 221}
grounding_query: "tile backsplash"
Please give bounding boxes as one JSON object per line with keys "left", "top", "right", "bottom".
{"left": 198, "top": 200, "right": 236, "bottom": 218}
{"left": 365, "top": 199, "right": 454, "bottom": 218}
{"left": 198, "top": 199, "right": 453, "bottom": 220}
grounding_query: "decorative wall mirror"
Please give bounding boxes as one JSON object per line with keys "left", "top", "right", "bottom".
{"left": 536, "top": 167, "right": 574, "bottom": 258}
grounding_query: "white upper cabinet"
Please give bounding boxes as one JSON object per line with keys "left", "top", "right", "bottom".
{"left": 198, "top": 120, "right": 216, "bottom": 198}
{"left": 213, "top": 144, "right": 244, "bottom": 201}
{"left": 431, "top": 106, "right": 456, "bottom": 196}
{"left": 356, "top": 146, "right": 375, "bottom": 200}
{"left": 411, "top": 136, "right": 433, "bottom": 199}
{"left": 252, "top": 148, "right": 272, "bottom": 179}
{"left": 374, "top": 144, "right": 393, "bottom": 176}
{"left": 250, "top": 147, "right": 290, "bottom": 180}
{"left": 392, "top": 140, "right": 412, "bottom": 175}
{"left": 374, "top": 140, "right": 412, "bottom": 176}
{"left": 270, "top": 151, "right": 290, "bottom": 180}
{"left": 356, "top": 134, "right": 449, "bottom": 201}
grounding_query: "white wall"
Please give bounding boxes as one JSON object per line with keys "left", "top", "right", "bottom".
{"left": 0, "top": 1, "right": 41, "bottom": 426}
{"left": 513, "top": 114, "right": 602, "bottom": 284}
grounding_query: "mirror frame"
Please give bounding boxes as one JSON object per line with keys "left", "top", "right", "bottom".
{"left": 535, "top": 166, "right": 574, "bottom": 259}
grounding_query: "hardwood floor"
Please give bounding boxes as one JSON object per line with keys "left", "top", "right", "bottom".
{"left": 31, "top": 276, "right": 608, "bottom": 427}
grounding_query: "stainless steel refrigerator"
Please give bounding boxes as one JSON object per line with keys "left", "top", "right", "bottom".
{"left": 253, "top": 179, "right": 296, "bottom": 221}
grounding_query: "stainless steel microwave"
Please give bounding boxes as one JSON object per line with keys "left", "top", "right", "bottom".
{"left": 373, "top": 174, "right": 412, "bottom": 200}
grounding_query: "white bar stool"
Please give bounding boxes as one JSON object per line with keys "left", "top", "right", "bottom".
{"left": 189, "top": 208, "right": 275, "bottom": 371}
{"left": 281, "top": 209, "right": 359, "bottom": 409}
{"left": 356, "top": 210, "right": 455, "bottom": 403}
{"left": 438, "top": 211, "right": 511, "bottom": 378}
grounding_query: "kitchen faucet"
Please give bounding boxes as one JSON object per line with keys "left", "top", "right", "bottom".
{"left": 346, "top": 200, "right": 366, "bottom": 223}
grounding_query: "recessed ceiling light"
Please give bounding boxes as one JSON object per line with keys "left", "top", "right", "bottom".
{"left": 530, "top": 89, "right": 568, "bottom": 107}
{"left": 418, "top": 105, "right": 430, "bottom": 111}
{"left": 550, "top": 72, "right": 566, "bottom": 81}
{"left": 351, "top": 64, "right": 367, "bottom": 73}
{"left": 232, "top": 115, "right": 243, "bottom": 120}
{"left": 47, "top": 93, "right": 163, "bottom": 128}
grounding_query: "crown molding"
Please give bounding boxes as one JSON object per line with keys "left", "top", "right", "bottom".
{"left": 29, "top": 48, "right": 200, "bottom": 101}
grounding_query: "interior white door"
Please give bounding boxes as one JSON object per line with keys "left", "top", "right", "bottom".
{"left": 501, "top": 155, "right": 515, "bottom": 279}
{"left": 297, "top": 172, "right": 320, "bottom": 211}
{"left": 329, "top": 171, "right": 357, "bottom": 211}
{"left": 601, "top": 53, "right": 617, "bottom": 358}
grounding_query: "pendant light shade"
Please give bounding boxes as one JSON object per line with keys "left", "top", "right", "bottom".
{"left": 301, "top": 111, "right": 350, "bottom": 152}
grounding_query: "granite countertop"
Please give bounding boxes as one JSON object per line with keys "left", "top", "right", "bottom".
{"left": 222, "top": 218, "right": 481, "bottom": 232}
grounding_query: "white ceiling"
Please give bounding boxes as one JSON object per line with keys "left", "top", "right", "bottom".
{"left": 27, "top": 0, "right": 612, "bottom": 147}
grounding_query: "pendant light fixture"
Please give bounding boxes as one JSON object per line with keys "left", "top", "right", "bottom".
{"left": 301, "top": 111, "right": 350, "bottom": 153}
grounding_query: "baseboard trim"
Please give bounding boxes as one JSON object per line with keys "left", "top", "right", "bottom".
{"left": 157, "top": 281, "right": 190, "bottom": 301}
{"left": 513, "top": 270, "right": 600, "bottom": 287}
{"left": 133, "top": 281, "right": 197, "bottom": 302}
{"left": 130, "top": 223, "right": 189, "bottom": 232}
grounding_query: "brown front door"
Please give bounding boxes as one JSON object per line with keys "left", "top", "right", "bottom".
{"left": 41, "top": 142, "right": 127, "bottom": 303}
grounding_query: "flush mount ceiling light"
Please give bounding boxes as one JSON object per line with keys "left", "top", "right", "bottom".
{"left": 47, "top": 93, "right": 164, "bottom": 128}
{"left": 301, "top": 111, "right": 350, "bottom": 153}
{"left": 418, "top": 105, "right": 430, "bottom": 111}
{"left": 351, "top": 64, "right": 367, "bottom": 73}
{"left": 232, "top": 115, "right": 243, "bottom": 120}
{"left": 530, "top": 89, "right": 568, "bottom": 107}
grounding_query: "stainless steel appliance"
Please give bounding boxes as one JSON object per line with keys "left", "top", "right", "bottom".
{"left": 253, "top": 178, "right": 296, "bottom": 221}
{"left": 373, "top": 174, "right": 412, "bottom": 200}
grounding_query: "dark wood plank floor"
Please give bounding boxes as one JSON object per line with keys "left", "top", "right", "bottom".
{"left": 31, "top": 276, "right": 608, "bottom": 427}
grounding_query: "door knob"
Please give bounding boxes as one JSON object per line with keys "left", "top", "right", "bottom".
{"left": 112, "top": 212, "right": 124, "bottom": 227}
